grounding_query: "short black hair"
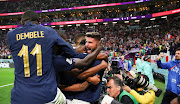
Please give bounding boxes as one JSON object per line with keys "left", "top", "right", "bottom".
{"left": 86, "top": 32, "right": 101, "bottom": 41}
{"left": 74, "top": 34, "right": 85, "bottom": 45}
{"left": 108, "top": 76, "right": 122, "bottom": 87}
{"left": 21, "top": 10, "right": 39, "bottom": 22}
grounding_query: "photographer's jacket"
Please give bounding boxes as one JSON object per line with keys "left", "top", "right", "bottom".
{"left": 130, "top": 90, "right": 155, "bottom": 104}
{"left": 136, "top": 58, "right": 143, "bottom": 73}
{"left": 157, "top": 60, "right": 180, "bottom": 95}
{"left": 143, "top": 61, "right": 154, "bottom": 84}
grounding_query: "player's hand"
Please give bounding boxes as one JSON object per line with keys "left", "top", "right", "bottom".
{"left": 87, "top": 75, "right": 100, "bottom": 85}
{"left": 97, "top": 39, "right": 103, "bottom": 50}
{"left": 101, "top": 60, "right": 108, "bottom": 69}
{"left": 157, "top": 53, "right": 165, "bottom": 61}
{"left": 123, "top": 85, "right": 132, "bottom": 93}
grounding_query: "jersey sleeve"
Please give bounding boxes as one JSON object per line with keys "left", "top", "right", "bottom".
{"left": 7, "top": 30, "right": 13, "bottom": 49}
{"left": 51, "top": 29, "right": 77, "bottom": 58}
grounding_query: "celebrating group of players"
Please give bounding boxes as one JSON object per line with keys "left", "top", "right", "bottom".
{"left": 7, "top": 10, "right": 108, "bottom": 104}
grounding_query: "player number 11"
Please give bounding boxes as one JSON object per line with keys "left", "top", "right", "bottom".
{"left": 18, "top": 43, "right": 42, "bottom": 77}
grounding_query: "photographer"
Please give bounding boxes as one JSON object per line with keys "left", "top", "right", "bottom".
{"left": 135, "top": 53, "right": 143, "bottom": 74}
{"left": 106, "top": 76, "right": 139, "bottom": 104}
{"left": 123, "top": 72, "right": 155, "bottom": 104}
{"left": 142, "top": 55, "right": 154, "bottom": 84}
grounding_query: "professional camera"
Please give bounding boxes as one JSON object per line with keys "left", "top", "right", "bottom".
{"left": 110, "top": 57, "right": 123, "bottom": 74}
{"left": 125, "top": 74, "right": 162, "bottom": 97}
{"left": 98, "top": 95, "right": 122, "bottom": 104}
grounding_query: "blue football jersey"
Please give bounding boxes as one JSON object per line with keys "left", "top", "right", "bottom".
{"left": 7, "top": 22, "right": 77, "bottom": 104}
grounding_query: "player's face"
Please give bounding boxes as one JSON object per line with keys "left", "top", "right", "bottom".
{"left": 175, "top": 50, "right": 180, "bottom": 60}
{"left": 106, "top": 79, "right": 121, "bottom": 99}
{"left": 85, "top": 37, "right": 98, "bottom": 53}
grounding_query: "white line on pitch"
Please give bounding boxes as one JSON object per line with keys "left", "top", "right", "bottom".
{"left": 0, "top": 83, "right": 14, "bottom": 88}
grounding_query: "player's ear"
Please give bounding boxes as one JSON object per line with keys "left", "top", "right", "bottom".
{"left": 20, "top": 20, "right": 25, "bottom": 26}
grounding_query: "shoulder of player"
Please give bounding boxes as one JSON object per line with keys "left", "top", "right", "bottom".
{"left": 7, "top": 27, "right": 21, "bottom": 36}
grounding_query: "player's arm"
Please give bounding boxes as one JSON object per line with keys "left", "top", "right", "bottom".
{"left": 74, "top": 45, "right": 103, "bottom": 68}
{"left": 96, "top": 53, "right": 108, "bottom": 62}
{"left": 59, "top": 75, "right": 100, "bottom": 91}
{"left": 59, "top": 81, "right": 89, "bottom": 92}
{"left": 53, "top": 29, "right": 77, "bottom": 58}
{"left": 76, "top": 60, "right": 107, "bottom": 80}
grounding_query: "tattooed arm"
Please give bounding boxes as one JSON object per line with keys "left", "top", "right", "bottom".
{"left": 59, "top": 75, "right": 100, "bottom": 92}
{"left": 59, "top": 81, "right": 89, "bottom": 92}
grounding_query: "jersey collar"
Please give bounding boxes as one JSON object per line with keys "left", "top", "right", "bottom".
{"left": 24, "top": 21, "right": 36, "bottom": 27}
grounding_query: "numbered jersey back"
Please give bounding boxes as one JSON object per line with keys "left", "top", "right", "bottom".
{"left": 7, "top": 22, "right": 76, "bottom": 104}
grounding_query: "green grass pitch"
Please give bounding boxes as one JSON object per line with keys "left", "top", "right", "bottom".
{"left": 0, "top": 68, "right": 165, "bottom": 104}
{"left": 0, "top": 68, "right": 14, "bottom": 104}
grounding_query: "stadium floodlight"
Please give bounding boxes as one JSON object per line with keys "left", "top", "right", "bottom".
{"left": 93, "top": 23, "right": 98, "bottom": 25}
{"left": 150, "top": 18, "right": 155, "bottom": 20}
{"left": 2, "top": 29, "right": 6, "bottom": 30}
{"left": 60, "top": 25, "right": 64, "bottom": 27}
{"left": 67, "top": 25, "right": 72, "bottom": 27}
{"left": 76, "top": 24, "right": 80, "bottom": 26}
{"left": 85, "top": 24, "right": 89, "bottom": 26}
{"left": 135, "top": 20, "right": 140, "bottom": 22}
{"left": 124, "top": 21, "right": 129, "bottom": 23}
{"left": 161, "top": 16, "right": 167, "bottom": 19}
{"left": 103, "top": 22, "right": 108, "bottom": 25}
{"left": 112, "top": 22, "right": 117, "bottom": 24}
{"left": 51, "top": 26, "right": 55, "bottom": 28}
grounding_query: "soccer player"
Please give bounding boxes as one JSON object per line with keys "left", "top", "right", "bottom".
{"left": 7, "top": 10, "right": 77, "bottom": 104}
{"left": 67, "top": 32, "right": 108, "bottom": 103}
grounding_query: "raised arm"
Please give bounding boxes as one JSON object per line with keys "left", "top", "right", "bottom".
{"left": 59, "top": 75, "right": 100, "bottom": 92}
{"left": 156, "top": 53, "right": 169, "bottom": 69}
{"left": 76, "top": 60, "right": 107, "bottom": 80}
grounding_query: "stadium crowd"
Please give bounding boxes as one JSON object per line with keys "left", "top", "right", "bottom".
{"left": 0, "top": 0, "right": 152, "bottom": 13}
{"left": 0, "top": 30, "right": 10, "bottom": 59}
{"left": 0, "top": 0, "right": 179, "bottom": 25}
{"left": 0, "top": 14, "right": 179, "bottom": 59}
